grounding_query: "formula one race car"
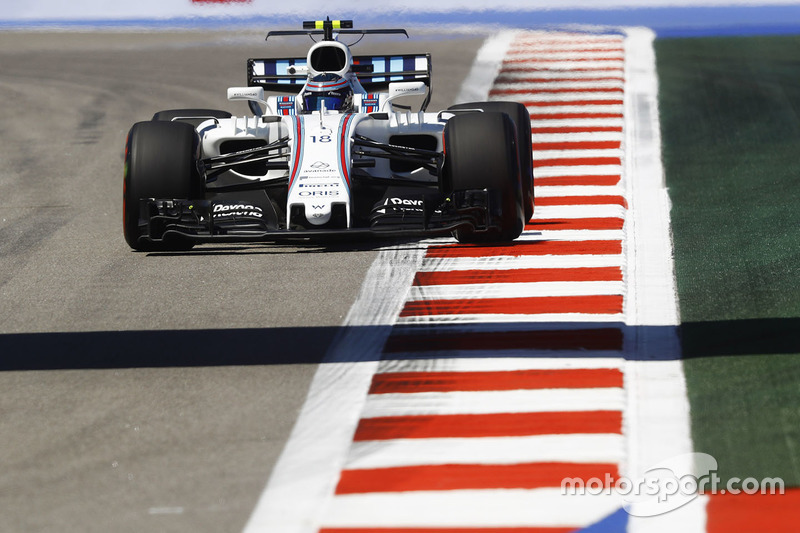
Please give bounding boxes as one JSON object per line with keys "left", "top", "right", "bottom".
{"left": 123, "top": 18, "right": 534, "bottom": 250}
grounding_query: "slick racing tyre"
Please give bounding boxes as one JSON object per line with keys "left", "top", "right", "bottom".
{"left": 152, "top": 108, "right": 232, "bottom": 127}
{"left": 442, "top": 111, "right": 525, "bottom": 243}
{"left": 449, "top": 101, "right": 534, "bottom": 222}
{"left": 123, "top": 120, "right": 201, "bottom": 251}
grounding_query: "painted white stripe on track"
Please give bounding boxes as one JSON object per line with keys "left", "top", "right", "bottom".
{"left": 418, "top": 254, "right": 625, "bottom": 271}
{"left": 513, "top": 35, "right": 624, "bottom": 44}
{"left": 322, "top": 489, "right": 623, "bottom": 529}
{"left": 508, "top": 50, "right": 625, "bottom": 59}
{"left": 503, "top": 60, "right": 625, "bottom": 70}
{"left": 376, "top": 357, "right": 626, "bottom": 373}
{"left": 536, "top": 149, "right": 624, "bottom": 159}
{"left": 529, "top": 205, "right": 627, "bottom": 218}
{"left": 497, "top": 69, "right": 624, "bottom": 79}
{"left": 407, "top": 281, "right": 625, "bottom": 300}
{"left": 534, "top": 131, "right": 625, "bottom": 142}
{"left": 527, "top": 118, "right": 625, "bottom": 128}
{"left": 495, "top": 81, "right": 625, "bottom": 91}
{"left": 620, "top": 27, "right": 701, "bottom": 532}
{"left": 534, "top": 185, "right": 627, "bottom": 197}
{"left": 345, "top": 434, "right": 627, "bottom": 468}
{"left": 397, "top": 313, "right": 626, "bottom": 324}
{"left": 519, "top": 230, "right": 626, "bottom": 241}
{"left": 510, "top": 44, "right": 625, "bottom": 53}
{"left": 359, "top": 388, "right": 626, "bottom": 417}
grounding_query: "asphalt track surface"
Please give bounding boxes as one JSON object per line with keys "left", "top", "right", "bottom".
{"left": 0, "top": 30, "right": 484, "bottom": 533}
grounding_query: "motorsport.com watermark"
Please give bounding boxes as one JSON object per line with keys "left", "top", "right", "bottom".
{"left": 561, "top": 453, "right": 785, "bottom": 517}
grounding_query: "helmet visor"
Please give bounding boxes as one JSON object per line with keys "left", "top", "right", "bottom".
{"left": 303, "top": 94, "right": 347, "bottom": 112}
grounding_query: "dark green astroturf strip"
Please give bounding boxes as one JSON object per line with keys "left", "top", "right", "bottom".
{"left": 655, "top": 35, "right": 800, "bottom": 486}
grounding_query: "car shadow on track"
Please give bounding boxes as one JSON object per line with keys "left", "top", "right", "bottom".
{"left": 142, "top": 237, "right": 429, "bottom": 257}
{"left": 2, "top": 318, "right": 798, "bottom": 371}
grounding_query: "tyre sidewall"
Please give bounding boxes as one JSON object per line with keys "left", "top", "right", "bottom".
{"left": 123, "top": 120, "right": 200, "bottom": 250}
{"left": 449, "top": 101, "right": 534, "bottom": 221}
{"left": 443, "top": 112, "right": 524, "bottom": 243}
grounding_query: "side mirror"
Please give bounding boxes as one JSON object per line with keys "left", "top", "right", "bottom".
{"left": 227, "top": 86, "right": 272, "bottom": 115}
{"left": 381, "top": 81, "right": 427, "bottom": 112}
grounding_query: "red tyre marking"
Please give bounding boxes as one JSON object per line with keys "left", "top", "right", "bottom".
{"left": 526, "top": 217, "right": 625, "bottom": 230}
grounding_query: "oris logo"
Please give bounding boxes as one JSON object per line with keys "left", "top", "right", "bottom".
{"left": 299, "top": 190, "right": 339, "bottom": 197}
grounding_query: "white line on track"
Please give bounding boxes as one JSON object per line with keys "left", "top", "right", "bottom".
{"left": 535, "top": 149, "right": 624, "bottom": 159}
{"left": 396, "top": 312, "right": 626, "bottom": 324}
{"left": 418, "top": 254, "right": 625, "bottom": 271}
{"left": 496, "top": 69, "right": 624, "bottom": 79}
{"left": 518, "top": 231, "right": 626, "bottom": 241}
{"left": 407, "top": 281, "right": 625, "bottom": 300}
{"left": 529, "top": 205, "right": 627, "bottom": 218}
{"left": 376, "top": 357, "right": 627, "bottom": 372}
{"left": 621, "top": 27, "right": 701, "bottom": 532}
{"left": 323, "top": 489, "right": 623, "bottom": 529}
{"left": 359, "top": 388, "right": 627, "bottom": 417}
{"left": 345, "top": 434, "right": 627, "bottom": 468}
{"left": 526, "top": 118, "right": 626, "bottom": 127}
{"left": 534, "top": 185, "right": 627, "bottom": 197}
{"left": 533, "top": 131, "right": 625, "bottom": 142}
{"left": 495, "top": 81, "right": 625, "bottom": 91}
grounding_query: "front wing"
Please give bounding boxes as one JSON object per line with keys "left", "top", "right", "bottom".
{"left": 133, "top": 189, "right": 497, "bottom": 246}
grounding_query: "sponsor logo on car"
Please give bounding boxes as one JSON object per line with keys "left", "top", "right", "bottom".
{"left": 298, "top": 190, "right": 339, "bottom": 197}
{"left": 213, "top": 203, "right": 264, "bottom": 218}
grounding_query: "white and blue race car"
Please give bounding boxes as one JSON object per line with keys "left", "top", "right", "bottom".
{"left": 123, "top": 18, "right": 534, "bottom": 251}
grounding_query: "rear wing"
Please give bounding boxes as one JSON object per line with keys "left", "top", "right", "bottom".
{"left": 248, "top": 53, "right": 431, "bottom": 101}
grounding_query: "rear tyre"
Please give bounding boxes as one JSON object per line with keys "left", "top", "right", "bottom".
{"left": 449, "top": 101, "right": 534, "bottom": 222}
{"left": 442, "top": 112, "right": 525, "bottom": 243}
{"left": 123, "top": 120, "right": 201, "bottom": 251}
{"left": 152, "top": 108, "right": 232, "bottom": 128}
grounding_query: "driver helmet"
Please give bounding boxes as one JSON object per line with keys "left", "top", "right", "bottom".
{"left": 301, "top": 74, "right": 354, "bottom": 113}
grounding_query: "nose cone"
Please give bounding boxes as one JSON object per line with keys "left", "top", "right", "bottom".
{"left": 305, "top": 202, "right": 333, "bottom": 225}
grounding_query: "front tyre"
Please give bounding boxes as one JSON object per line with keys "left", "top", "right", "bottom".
{"left": 442, "top": 112, "right": 525, "bottom": 243}
{"left": 123, "top": 120, "right": 201, "bottom": 251}
{"left": 449, "top": 101, "right": 534, "bottom": 222}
